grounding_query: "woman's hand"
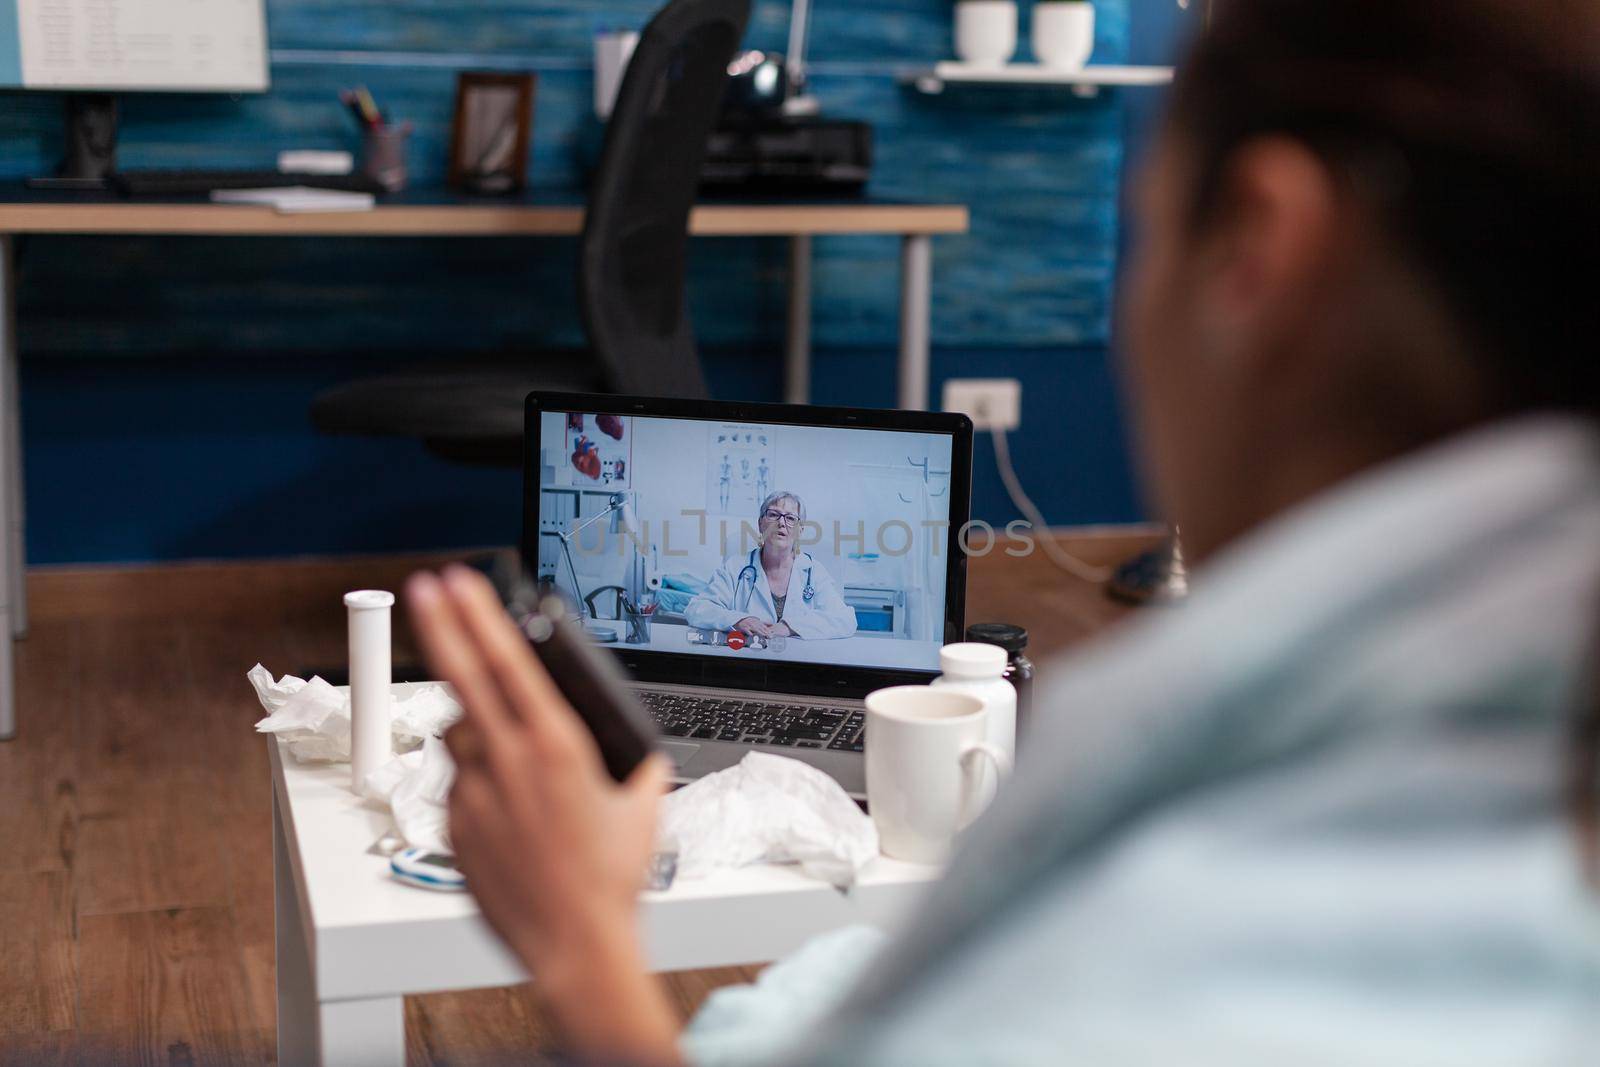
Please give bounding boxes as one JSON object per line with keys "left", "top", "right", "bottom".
{"left": 405, "top": 565, "right": 683, "bottom": 1066}
{"left": 734, "top": 615, "right": 774, "bottom": 637}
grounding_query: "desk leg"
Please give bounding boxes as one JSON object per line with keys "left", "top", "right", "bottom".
{"left": 2, "top": 235, "right": 24, "bottom": 641}
{"left": 0, "top": 235, "right": 17, "bottom": 741}
{"left": 275, "top": 790, "right": 319, "bottom": 1066}
{"left": 898, "top": 233, "right": 932, "bottom": 411}
{"left": 275, "top": 793, "right": 406, "bottom": 1067}
{"left": 784, "top": 235, "right": 813, "bottom": 405}
{"left": 315, "top": 997, "right": 405, "bottom": 1067}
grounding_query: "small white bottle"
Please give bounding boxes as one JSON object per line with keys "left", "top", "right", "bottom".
{"left": 345, "top": 589, "right": 395, "bottom": 794}
{"left": 931, "top": 642, "right": 1016, "bottom": 801}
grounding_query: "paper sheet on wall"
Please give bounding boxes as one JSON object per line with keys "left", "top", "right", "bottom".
{"left": 708, "top": 423, "right": 776, "bottom": 517}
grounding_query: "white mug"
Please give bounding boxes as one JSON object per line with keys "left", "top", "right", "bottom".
{"left": 1032, "top": 1, "right": 1095, "bottom": 70}
{"left": 865, "top": 686, "right": 1013, "bottom": 863}
{"left": 955, "top": 0, "right": 1019, "bottom": 68}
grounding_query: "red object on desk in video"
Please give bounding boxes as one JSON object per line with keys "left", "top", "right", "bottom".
{"left": 726, "top": 631, "right": 746, "bottom": 650}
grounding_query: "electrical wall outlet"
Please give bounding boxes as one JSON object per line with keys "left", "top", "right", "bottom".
{"left": 942, "top": 378, "right": 1022, "bottom": 431}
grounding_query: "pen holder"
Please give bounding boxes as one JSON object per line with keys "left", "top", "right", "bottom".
{"left": 625, "top": 608, "right": 654, "bottom": 645}
{"left": 361, "top": 123, "right": 412, "bottom": 192}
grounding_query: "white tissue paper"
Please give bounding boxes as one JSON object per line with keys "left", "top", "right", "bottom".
{"left": 658, "top": 752, "right": 879, "bottom": 889}
{"left": 249, "top": 665, "right": 465, "bottom": 851}
{"left": 250, "top": 667, "right": 880, "bottom": 877}
{"left": 392, "top": 685, "right": 464, "bottom": 749}
{"left": 248, "top": 664, "right": 462, "bottom": 763}
{"left": 248, "top": 666, "right": 350, "bottom": 762}
{"left": 360, "top": 735, "right": 456, "bottom": 852}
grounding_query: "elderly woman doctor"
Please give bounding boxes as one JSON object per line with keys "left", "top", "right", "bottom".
{"left": 684, "top": 491, "right": 856, "bottom": 640}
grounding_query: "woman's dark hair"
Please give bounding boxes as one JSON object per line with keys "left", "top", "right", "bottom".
{"left": 1165, "top": 0, "right": 1600, "bottom": 877}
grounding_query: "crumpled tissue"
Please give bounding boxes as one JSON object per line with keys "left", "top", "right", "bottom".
{"left": 249, "top": 665, "right": 464, "bottom": 851}
{"left": 360, "top": 734, "right": 456, "bottom": 852}
{"left": 247, "top": 664, "right": 462, "bottom": 762}
{"left": 249, "top": 668, "right": 880, "bottom": 878}
{"left": 658, "top": 752, "right": 879, "bottom": 889}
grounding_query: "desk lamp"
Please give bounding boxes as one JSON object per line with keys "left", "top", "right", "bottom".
{"left": 783, "top": 0, "right": 821, "bottom": 116}
{"left": 707, "top": 0, "right": 872, "bottom": 193}
{"left": 557, "top": 493, "right": 655, "bottom": 634}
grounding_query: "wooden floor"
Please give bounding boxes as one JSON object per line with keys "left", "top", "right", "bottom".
{"left": 0, "top": 528, "right": 1155, "bottom": 1065}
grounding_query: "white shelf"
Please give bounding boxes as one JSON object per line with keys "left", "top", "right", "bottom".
{"left": 907, "top": 62, "right": 1174, "bottom": 97}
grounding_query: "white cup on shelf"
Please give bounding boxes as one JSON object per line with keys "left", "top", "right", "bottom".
{"left": 955, "top": 0, "right": 1019, "bottom": 68}
{"left": 1032, "top": 0, "right": 1096, "bottom": 70}
{"left": 865, "top": 686, "right": 1012, "bottom": 863}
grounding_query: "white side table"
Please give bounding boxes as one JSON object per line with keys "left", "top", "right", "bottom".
{"left": 270, "top": 708, "right": 938, "bottom": 1067}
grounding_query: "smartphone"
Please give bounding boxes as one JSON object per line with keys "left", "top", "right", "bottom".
{"left": 520, "top": 595, "right": 658, "bottom": 782}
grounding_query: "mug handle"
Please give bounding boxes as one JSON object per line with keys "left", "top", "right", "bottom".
{"left": 956, "top": 741, "right": 1013, "bottom": 829}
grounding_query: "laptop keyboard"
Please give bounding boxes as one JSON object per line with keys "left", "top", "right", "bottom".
{"left": 637, "top": 691, "right": 866, "bottom": 752}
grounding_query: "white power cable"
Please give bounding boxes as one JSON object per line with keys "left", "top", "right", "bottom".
{"left": 989, "top": 423, "right": 1113, "bottom": 583}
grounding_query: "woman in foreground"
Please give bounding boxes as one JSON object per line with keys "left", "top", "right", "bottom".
{"left": 406, "top": 1, "right": 1600, "bottom": 1062}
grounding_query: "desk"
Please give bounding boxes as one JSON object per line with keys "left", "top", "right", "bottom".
{"left": 270, "top": 689, "right": 938, "bottom": 1067}
{"left": 0, "top": 194, "right": 969, "bottom": 740}
{"left": 590, "top": 618, "right": 942, "bottom": 671}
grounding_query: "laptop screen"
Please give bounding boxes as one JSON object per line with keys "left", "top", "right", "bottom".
{"left": 532, "top": 407, "right": 959, "bottom": 674}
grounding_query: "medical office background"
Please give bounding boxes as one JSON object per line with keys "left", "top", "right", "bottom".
{"left": 0, "top": 0, "right": 1190, "bottom": 566}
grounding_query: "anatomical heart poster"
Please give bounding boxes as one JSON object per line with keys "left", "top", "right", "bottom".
{"left": 565, "top": 412, "right": 632, "bottom": 488}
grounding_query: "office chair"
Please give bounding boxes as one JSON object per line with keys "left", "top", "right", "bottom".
{"left": 309, "top": 0, "right": 751, "bottom": 464}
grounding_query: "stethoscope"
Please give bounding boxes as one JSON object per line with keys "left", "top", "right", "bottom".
{"left": 735, "top": 548, "right": 814, "bottom": 614}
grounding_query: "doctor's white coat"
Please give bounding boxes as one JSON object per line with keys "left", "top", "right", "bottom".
{"left": 684, "top": 551, "right": 857, "bottom": 639}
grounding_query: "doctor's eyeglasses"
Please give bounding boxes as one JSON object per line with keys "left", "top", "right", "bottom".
{"left": 761, "top": 509, "right": 800, "bottom": 528}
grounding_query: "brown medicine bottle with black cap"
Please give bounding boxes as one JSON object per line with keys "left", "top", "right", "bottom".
{"left": 965, "top": 623, "right": 1034, "bottom": 739}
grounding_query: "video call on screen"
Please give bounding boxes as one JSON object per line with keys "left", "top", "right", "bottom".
{"left": 536, "top": 411, "right": 955, "bottom": 673}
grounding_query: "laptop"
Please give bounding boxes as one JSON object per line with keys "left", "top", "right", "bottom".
{"left": 523, "top": 392, "right": 974, "bottom": 797}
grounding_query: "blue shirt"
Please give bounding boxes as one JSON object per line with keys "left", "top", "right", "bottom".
{"left": 686, "top": 417, "right": 1600, "bottom": 1066}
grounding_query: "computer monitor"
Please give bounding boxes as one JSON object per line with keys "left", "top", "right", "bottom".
{"left": 0, "top": 1, "right": 268, "bottom": 92}
{"left": 1, "top": 0, "right": 270, "bottom": 185}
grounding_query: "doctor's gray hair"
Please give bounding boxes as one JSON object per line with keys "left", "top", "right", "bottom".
{"left": 758, "top": 491, "right": 806, "bottom": 555}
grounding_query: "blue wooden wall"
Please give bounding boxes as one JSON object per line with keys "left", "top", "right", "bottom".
{"left": 2, "top": 0, "right": 1153, "bottom": 564}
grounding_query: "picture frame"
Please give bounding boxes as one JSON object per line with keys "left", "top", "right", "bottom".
{"left": 448, "top": 71, "right": 537, "bottom": 194}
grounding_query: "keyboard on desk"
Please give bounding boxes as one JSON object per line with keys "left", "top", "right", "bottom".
{"left": 637, "top": 691, "right": 865, "bottom": 753}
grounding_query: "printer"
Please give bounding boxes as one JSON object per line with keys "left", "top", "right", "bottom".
{"left": 701, "top": 113, "right": 872, "bottom": 195}
{"left": 699, "top": 46, "right": 873, "bottom": 195}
